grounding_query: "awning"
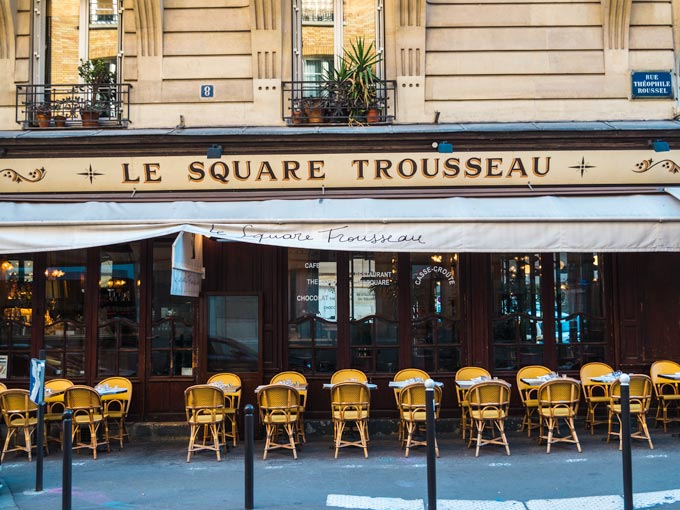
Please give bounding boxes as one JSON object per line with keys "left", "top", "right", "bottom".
{"left": 2, "top": 189, "right": 680, "bottom": 253}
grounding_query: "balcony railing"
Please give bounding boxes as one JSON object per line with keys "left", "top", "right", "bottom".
{"left": 282, "top": 80, "right": 396, "bottom": 126}
{"left": 16, "top": 83, "right": 131, "bottom": 129}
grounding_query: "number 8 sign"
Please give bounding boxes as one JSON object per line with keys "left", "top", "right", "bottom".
{"left": 200, "top": 85, "right": 215, "bottom": 98}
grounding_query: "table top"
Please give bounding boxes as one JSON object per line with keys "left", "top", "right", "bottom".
{"left": 520, "top": 375, "right": 560, "bottom": 387}
{"left": 456, "top": 378, "right": 510, "bottom": 389}
{"left": 389, "top": 380, "right": 443, "bottom": 389}
{"left": 44, "top": 385, "right": 127, "bottom": 399}
{"left": 208, "top": 381, "right": 242, "bottom": 394}
{"left": 590, "top": 374, "right": 620, "bottom": 384}
{"left": 659, "top": 373, "right": 680, "bottom": 381}
{"left": 323, "top": 382, "right": 378, "bottom": 390}
{"left": 254, "top": 383, "right": 308, "bottom": 393}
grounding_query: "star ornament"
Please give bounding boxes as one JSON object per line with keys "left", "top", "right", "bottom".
{"left": 78, "top": 164, "right": 105, "bottom": 184}
{"left": 568, "top": 157, "right": 596, "bottom": 178}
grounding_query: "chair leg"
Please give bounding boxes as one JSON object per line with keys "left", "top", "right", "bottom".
{"left": 496, "top": 419, "right": 510, "bottom": 456}
{"left": 286, "top": 422, "right": 297, "bottom": 460}
{"left": 568, "top": 417, "right": 582, "bottom": 453}
{"left": 24, "top": 427, "right": 33, "bottom": 462}
{"left": 357, "top": 420, "right": 368, "bottom": 458}
{"left": 334, "top": 421, "right": 345, "bottom": 459}
{"left": 546, "top": 417, "right": 555, "bottom": 454}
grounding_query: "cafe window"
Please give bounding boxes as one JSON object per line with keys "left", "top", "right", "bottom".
{"left": 288, "top": 250, "right": 337, "bottom": 374}
{"left": 97, "top": 243, "right": 141, "bottom": 378}
{"left": 150, "top": 240, "right": 195, "bottom": 377}
{"left": 206, "top": 294, "right": 260, "bottom": 373}
{"left": 350, "top": 253, "right": 398, "bottom": 373}
{"left": 555, "top": 253, "right": 607, "bottom": 370}
{"left": 44, "top": 251, "right": 87, "bottom": 378}
{"left": 0, "top": 256, "right": 33, "bottom": 379}
{"left": 411, "top": 253, "right": 461, "bottom": 373}
{"left": 491, "top": 254, "right": 543, "bottom": 371}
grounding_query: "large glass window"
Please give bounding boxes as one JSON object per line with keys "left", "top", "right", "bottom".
{"left": 0, "top": 256, "right": 33, "bottom": 379}
{"left": 44, "top": 251, "right": 87, "bottom": 378}
{"left": 288, "top": 250, "right": 337, "bottom": 374}
{"left": 150, "top": 240, "right": 195, "bottom": 377}
{"left": 555, "top": 253, "right": 606, "bottom": 370}
{"left": 97, "top": 243, "right": 141, "bottom": 378}
{"left": 207, "top": 295, "right": 260, "bottom": 373}
{"left": 350, "top": 253, "right": 398, "bottom": 373}
{"left": 491, "top": 254, "right": 543, "bottom": 370}
{"left": 411, "top": 253, "right": 461, "bottom": 373}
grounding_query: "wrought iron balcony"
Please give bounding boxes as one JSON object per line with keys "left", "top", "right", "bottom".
{"left": 282, "top": 80, "right": 396, "bottom": 126}
{"left": 16, "top": 83, "right": 132, "bottom": 129}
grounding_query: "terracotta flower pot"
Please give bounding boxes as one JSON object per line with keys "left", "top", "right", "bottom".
{"left": 37, "top": 113, "right": 51, "bottom": 128}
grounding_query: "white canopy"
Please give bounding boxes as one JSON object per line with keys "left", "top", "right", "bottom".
{"left": 2, "top": 189, "right": 680, "bottom": 253}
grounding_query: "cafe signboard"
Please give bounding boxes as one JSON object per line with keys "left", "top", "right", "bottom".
{"left": 1, "top": 150, "right": 678, "bottom": 194}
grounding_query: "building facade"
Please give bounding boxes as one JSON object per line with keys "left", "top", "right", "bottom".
{"left": 0, "top": 0, "right": 680, "bottom": 421}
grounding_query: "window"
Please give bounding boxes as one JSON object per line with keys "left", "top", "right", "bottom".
{"left": 554, "top": 253, "right": 607, "bottom": 370}
{"left": 206, "top": 295, "right": 260, "bottom": 373}
{"left": 411, "top": 253, "right": 461, "bottom": 373}
{"left": 97, "top": 243, "right": 141, "bottom": 378}
{"left": 288, "top": 250, "right": 337, "bottom": 374}
{"left": 44, "top": 251, "right": 87, "bottom": 378}
{"left": 349, "top": 253, "right": 398, "bottom": 373}
{"left": 0, "top": 256, "right": 33, "bottom": 379}
{"left": 150, "top": 241, "right": 195, "bottom": 377}
{"left": 90, "top": 0, "right": 118, "bottom": 25}
{"left": 491, "top": 254, "right": 543, "bottom": 370}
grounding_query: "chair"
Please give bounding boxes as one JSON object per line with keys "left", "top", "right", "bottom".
{"left": 331, "top": 382, "right": 370, "bottom": 458}
{"left": 455, "top": 366, "right": 491, "bottom": 441}
{"left": 184, "top": 384, "right": 226, "bottom": 462}
{"left": 64, "top": 385, "right": 110, "bottom": 460}
{"left": 607, "top": 374, "right": 654, "bottom": 450}
{"left": 393, "top": 368, "right": 430, "bottom": 443}
{"left": 467, "top": 380, "right": 511, "bottom": 457}
{"left": 44, "top": 378, "right": 75, "bottom": 450}
{"left": 330, "top": 369, "right": 367, "bottom": 384}
{"left": 537, "top": 378, "right": 582, "bottom": 454}
{"left": 516, "top": 365, "right": 552, "bottom": 437}
{"left": 398, "top": 382, "right": 441, "bottom": 457}
{"left": 97, "top": 377, "right": 132, "bottom": 449}
{"left": 271, "top": 371, "right": 308, "bottom": 443}
{"left": 257, "top": 384, "right": 301, "bottom": 460}
{"left": 580, "top": 362, "right": 614, "bottom": 434}
{"left": 0, "top": 382, "right": 6, "bottom": 391}
{"left": 650, "top": 360, "right": 680, "bottom": 432}
{"left": 0, "top": 389, "right": 40, "bottom": 462}
{"left": 207, "top": 372, "right": 242, "bottom": 447}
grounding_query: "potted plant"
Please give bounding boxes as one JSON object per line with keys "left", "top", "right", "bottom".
{"left": 31, "top": 102, "right": 53, "bottom": 128}
{"left": 78, "top": 58, "right": 115, "bottom": 125}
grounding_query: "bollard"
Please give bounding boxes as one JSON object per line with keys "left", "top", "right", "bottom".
{"left": 62, "top": 409, "right": 73, "bottom": 510}
{"left": 620, "top": 374, "right": 633, "bottom": 510}
{"left": 244, "top": 404, "right": 254, "bottom": 510}
{"left": 425, "top": 379, "right": 437, "bottom": 510}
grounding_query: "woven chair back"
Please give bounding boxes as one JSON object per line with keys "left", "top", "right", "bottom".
{"left": 580, "top": 362, "right": 614, "bottom": 383}
{"left": 98, "top": 376, "right": 132, "bottom": 409}
{"left": 399, "top": 382, "right": 442, "bottom": 416}
{"left": 270, "top": 371, "right": 307, "bottom": 386}
{"left": 455, "top": 366, "right": 490, "bottom": 382}
{"left": 538, "top": 378, "right": 580, "bottom": 415}
{"left": 650, "top": 360, "right": 680, "bottom": 383}
{"left": 0, "top": 389, "right": 36, "bottom": 424}
{"left": 65, "top": 386, "right": 102, "bottom": 410}
{"left": 45, "top": 378, "right": 74, "bottom": 393}
{"left": 611, "top": 374, "right": 653, "bottom": 411}
{"left": 208, "top": 372, "right": 241, "bottom": 387}
{"left": 185, "top": 385, "right": 225, "bottom": 424}
{"left": 257, "top": 384, "right": 300, "bottom": 409}
{"left": 0, "top": 382, "right": 6, "bottom": 392}
{"left": 331, "top": 382, "right": 370, "bottom": 408}
{"left": 516, "top": 365, "right": 552, "bottom": 392}
{"left": 330, "top": 369, "right": 367, "bottom": 384}
{"left": 469, "top": 380, "right": 510, "bottom": 407}
{"left": 394, "top": 368, "right": 430, "bottom": 382}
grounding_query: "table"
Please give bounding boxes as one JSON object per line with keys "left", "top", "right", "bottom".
{"left": 659, "top": 373, "right": 680, "bottom": 381}
{"left": 255, "top": 383, "right": 307, "bottom": 393}
{"left": 44, "top": 385, "right": 127, "bottom": 400}
{"left": 389, "top": 380, "right": 443, "bottom": 389}
{"left": 323, "top": 383, "right": 377, "bottom": 390}
{"left": 591, "top": 374, "right": 620, "bottom": 384}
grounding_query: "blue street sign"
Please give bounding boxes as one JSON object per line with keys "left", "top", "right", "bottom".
{"left": 631, "top": 71, "right": 674, "bottom": 99}
{"left": 200, "top": 84, "right": 215, "bottom": 98}
{"left": 29, "top": 358, "right": 45, "bottom": 404}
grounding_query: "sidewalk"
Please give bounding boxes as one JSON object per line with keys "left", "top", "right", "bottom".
{"left": 1, "top": 423, "right": 680, "bottom": 510}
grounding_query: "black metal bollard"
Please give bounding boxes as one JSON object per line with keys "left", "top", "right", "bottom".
{"left": 620, "top": 374, "right": 633, "bottom": 510}
{"left": 244, "top": 404, "right": 254, "bottom": 510}
{"left": 425, "top": 379, "right": 437, "bottom": 510}
{"left": 62, "top": 409, "right": 73, "bottom": 510}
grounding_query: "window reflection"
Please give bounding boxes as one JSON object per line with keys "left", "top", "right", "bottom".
{"left": 207, "top": 295, "right": 259, "bottom": 373}
{"left": 0, "top": 255, "right": 33, "bottom": 379}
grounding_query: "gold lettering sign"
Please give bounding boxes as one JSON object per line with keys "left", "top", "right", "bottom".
{"left": 0, "top": 151, "right": 677, "bottom": 193}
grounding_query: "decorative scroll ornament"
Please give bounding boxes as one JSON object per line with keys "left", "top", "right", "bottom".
{"left": 633, "top": 159, "right": 680, "bottom": 174}
{"left": 2, "top": 167, "right": 47, "bottom": 183}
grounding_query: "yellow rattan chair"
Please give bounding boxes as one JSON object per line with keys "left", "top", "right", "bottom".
{"left": 97, "top": 377, "right": 133, "bottom": 449}
{"left": 0, "top": 382, "right": 6, "bottom": 392}
{"left": 207, "top": 372, "right": 242, "bottom": 446}
{"left": 64, "top": 385, "right": 110, "bottom": 460}
{"left": 393, "top": 368, "right": 430, "bottom": 443}
{"left": 650, "top": 360, "right": 680, "bottom": 432}
{"left": 537, "top": 378, "right": 582, "bottom": 454}
{"left": 271, "top": 371, "right": 308, "bottom": 443}
{"left": 331, "top": 382, "right": 370, "bottom": 458}
{"left": 455, "top": 366, "right": 491, "bottom": 441}
{"left": 467, "top": 379, "right": 511, "bottom": 457}
{"left": 0, "top": 389, "right": 41, "bottom": 462}
{"left": 44, "top": 378, "right": 75, "bottom": 450}
{"left": 184, "top": 384, "right": 226, "bottom": 462}
{"left": 580, "top": 362, "right": 614, "bottom": 434}
{"left": 257, "top": 384, "right": 301, "bottom": 460}
{"left": 398, "top": 382, "right": 441, "bottom": 457}
{"left": 330, "top": 369, "right": 368, "bottom": 384}
{"left": 607, "top": 374, "right": 654, "bottom": 450}
{"left": 516, "top": 365, "right": 552, "bottom": 437}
